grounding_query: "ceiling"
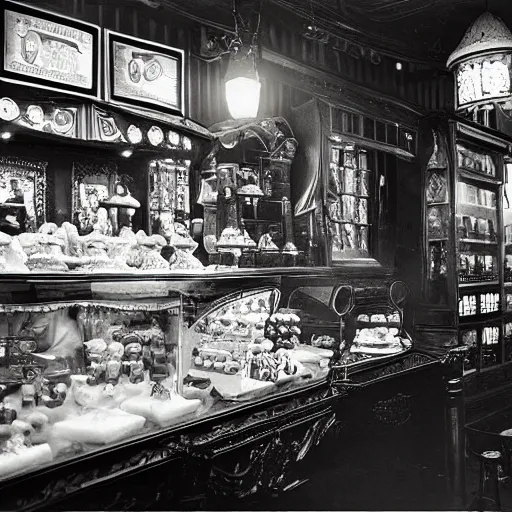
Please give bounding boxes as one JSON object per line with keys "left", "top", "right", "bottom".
{"left": 145, "top": 0, "right": 512, "bottom": 63}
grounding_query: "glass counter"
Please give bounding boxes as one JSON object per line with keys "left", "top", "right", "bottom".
{"left": 0, "top": 275, "right": 413, "bottom": 483}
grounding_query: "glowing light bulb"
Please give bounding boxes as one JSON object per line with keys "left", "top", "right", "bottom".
{"left": 225, "top": 77, "right": 261, "bottom": 119}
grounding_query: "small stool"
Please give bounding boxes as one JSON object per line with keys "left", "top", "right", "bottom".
{"left": 476, "top": 450, "right": 502, "bottom": 511}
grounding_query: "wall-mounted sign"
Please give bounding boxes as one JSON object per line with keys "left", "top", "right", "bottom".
{"left": 105, "top": 30, "right": 184, "bottom": 116}
{"left": 1, "top": 1, "right": 100, "bottom": 98}
{"left": 456, "top": 53, "right": 512, "bottom": 109}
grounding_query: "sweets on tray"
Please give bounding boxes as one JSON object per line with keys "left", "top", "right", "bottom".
{"left": 264, "top": 311, "right": 301, "bottom": 350}
{"left": 350, "top": 326, "right": 411, "bottom": 355}
{"left": 310, "top": 334, "right": 337, "bottom": 349}
{"left": 356, "top": 312, "right": 400, "bottom": 323}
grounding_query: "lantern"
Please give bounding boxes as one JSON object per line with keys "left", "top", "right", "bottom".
{"left": 447, "top": 12, "right": 512, "bottom": 111}
{"left": 225, "top": 52, "right": 261, "bottom": 120}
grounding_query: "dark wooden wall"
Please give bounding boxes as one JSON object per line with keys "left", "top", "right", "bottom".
{"left": 30, "top": 1, "right": 454, "bottom": 128}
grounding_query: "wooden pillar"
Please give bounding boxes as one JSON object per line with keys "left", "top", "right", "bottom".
{"left": 443, "top": 346, "right": 468, "bottom": 508}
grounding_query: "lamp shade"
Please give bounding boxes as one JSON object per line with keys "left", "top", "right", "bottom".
{"left": 447, "top": 12, "right": 512, "bottom": 70}
{"left": 225, "top": 76, "right": 261, "bottom": 119}
{"left": 224, "top": 52, "right": 261, "bottom": 120}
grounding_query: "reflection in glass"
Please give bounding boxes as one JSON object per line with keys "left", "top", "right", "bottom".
{"left": 328, "top": 146, "right": 371, "bottom": 260}
{"left": 504, "top": 162, "right": 512, "bottom": 282}
{"left": 459, "top": 294, "right": 477, "bottom": 316}
{"left": 505, "top": 322, "right": 512, "bottom": 362}
{"left": 428, "top": 241, "right": 448, "bottom": 304}
{"left": 462, "top": 329, "right": 478, "bottom": 371}
{"left": 427, "top": 205, "right": 449, "bottom": 239}
{"left": 481, "top": 326, "right": 501, "bottom": 369}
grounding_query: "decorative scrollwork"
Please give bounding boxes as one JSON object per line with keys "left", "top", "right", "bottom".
{"left": 372, "top": 393, "right": 413, "bottom": 427}
{"left": 207, "top": 410, "right": 336, "bottom": 500}
{"left": 347, "top": 353, "right": 436, "bottom": 385}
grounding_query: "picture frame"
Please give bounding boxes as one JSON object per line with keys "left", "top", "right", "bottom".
{"left": 0, "top": 156, "right": 48, "bottom": 233}
{"left": 0, "top": 0, "right": 101, "bottom": 98}
{"left": 105, "top": 29, "right": 185, "bottom": 116}
{"left": 71, "top": 160, "right": 118, "bottom": 235}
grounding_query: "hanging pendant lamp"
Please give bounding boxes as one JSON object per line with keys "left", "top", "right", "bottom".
{"left": 225, "top": 50, "right": 261, "bottom": 120}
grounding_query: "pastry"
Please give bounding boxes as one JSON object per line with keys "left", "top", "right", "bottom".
{"left": 26, "top": 253, "right": 69, "bottom": 272}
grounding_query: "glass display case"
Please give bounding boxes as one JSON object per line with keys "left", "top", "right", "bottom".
{"left": 417, "top": 114, "right": 511, "bottom": 375}
{"left": 0, "top": 273, "right": 417, "bottom": 485}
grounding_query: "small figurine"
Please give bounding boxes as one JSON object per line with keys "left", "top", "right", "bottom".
{"left": 93, "top": 207, "right": 113, "bottom": 236}
{"left": 40, "top": 379, "right": 68, "bottom": 408}
{"left": 150, "top": 381, "right": 172, "bottom": 400}
{"left": 84, "top": 338, "right": 108, "bottom": 385}
{"left": 124, "top": 341, "right": 145, "bottom": 384}
{"left": 258, "top": 232, "right": 279, "bottom": 250}
{"left": 21, "top": 383, "right": 36, "bottom": 408}
{"left": 104, "top": 341, "right": 125, "bottom": 387}
{"left": 0, "top": 402, "right": 17, "bottom": 424}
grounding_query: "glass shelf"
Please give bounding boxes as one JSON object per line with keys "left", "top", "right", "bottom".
{"left": 459, "top": 281, "right": 500, "bottom": 288}
{"left": 459, "top": 239, "right": 497, "bottom": 245}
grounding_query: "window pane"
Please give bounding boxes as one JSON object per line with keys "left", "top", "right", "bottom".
{"left": 328, "top": 145, "right": 371, "bottom": 261}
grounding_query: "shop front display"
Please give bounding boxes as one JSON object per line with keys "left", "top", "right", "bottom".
{"left": 0, "top": 3, "right": 466, "bottom": 511}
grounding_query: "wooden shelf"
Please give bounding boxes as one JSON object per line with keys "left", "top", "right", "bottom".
{"left": 459, "top": 281, "right": 500, "bottom": 289}
{"left": 458, "top": 169, "right": 501, "bottom": 185}
{"left": 459, "top": 238, "right": 497, "bottom": 245}
{"left": 458, "top": 202, "right": 495, "bottom": 210}
{"left": 335, "top": 191, "right": 370, "bottom": 199}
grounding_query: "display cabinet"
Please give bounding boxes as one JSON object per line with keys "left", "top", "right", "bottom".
{"left": 290, "top": 98, "right": 415, "bottom": 269}
{"left": 0, "top": 268, "right": 458, "bottom": 512}
{"left": 415, "top": 114, "right": 512, "bottom": 413}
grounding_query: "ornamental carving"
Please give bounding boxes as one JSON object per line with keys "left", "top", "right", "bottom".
{"left": 372, "top": 393, "right": 413, "bottom": 427}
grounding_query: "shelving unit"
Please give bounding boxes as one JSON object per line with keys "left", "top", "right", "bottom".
{"left": 417, "top": 115, "right": 512, "bottom": 375}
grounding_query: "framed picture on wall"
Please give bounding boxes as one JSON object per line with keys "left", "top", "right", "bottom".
{"left": 104, "top": 30, "right": 184, "bottom": 116}
{"left": 71, "top": 161, "right": 118, "bottom": 235}
{"left": 0, "top": 1, "right": 100, "bottom": 98}
{"left": 0, "top": 156, "right": 48, "bottom": 234}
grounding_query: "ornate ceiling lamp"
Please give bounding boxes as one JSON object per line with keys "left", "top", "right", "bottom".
{"left": 224, "top": 0, "right": 262, "bottom": 120}
{"left": 447, "top": 12, "right": 512, "bottom": 119}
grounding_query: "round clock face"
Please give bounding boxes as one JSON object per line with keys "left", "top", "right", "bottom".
{"left": 127, "top": 124, "right": 143, "bottom": 144}
{"left": 52, "top": 109, "right": 74, "bottom": 134}
{"left": 26, "top": 105, "right": 44, "bottom": 125}
{"left": 0, "top": 98, "right": 20, "bottom": 121}
{"left": 148, "top": 126, "right": 164, "bottom": 146}
{"left": 168, "top": 130, "right": 180, "bottom": 146}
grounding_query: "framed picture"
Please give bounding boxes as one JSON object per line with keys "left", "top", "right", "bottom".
{"left": 105, "top": 30, "right": 184, "bottom": 116}
{"left": 71, "top": 161, "right": 117, "bottom": 235}
{"left": 0, "top": 1, "right": 100, "bottom": 98}
{"left": 0, "top": 156, "right": 47, "bottom": 234}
